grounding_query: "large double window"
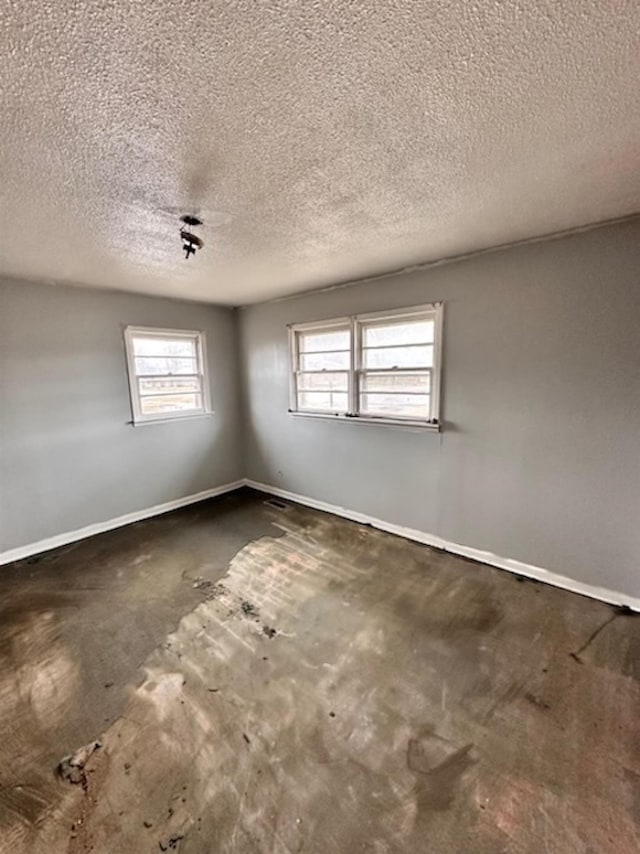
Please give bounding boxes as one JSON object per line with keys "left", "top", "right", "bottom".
{"left": 289, "top": 303, "right": 442, "bottom": 428}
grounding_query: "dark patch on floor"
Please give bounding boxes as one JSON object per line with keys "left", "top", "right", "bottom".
{"left": 409, "top": 732, "right": 476, "bottom": 812}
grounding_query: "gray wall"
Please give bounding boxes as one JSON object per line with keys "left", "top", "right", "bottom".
{"left": 0, "top": 278, "right": 242, "bottom": 552}
{"left": 239, "top": 219, "right": 640, "bottom": 599}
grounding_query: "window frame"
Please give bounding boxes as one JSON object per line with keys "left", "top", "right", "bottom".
{"left": 123, "top": 325, "right": 212, "bottom": 426}
{"left": 288, "top": 315, "right": 354, "bottom": 417}
{"left": 288, "top": 302, "right": 443, "bottom": 430}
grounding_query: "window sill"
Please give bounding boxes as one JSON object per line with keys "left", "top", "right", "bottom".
{"left": 289, "top": 411, "right": 441, "bottom": 431}
{"left": 129, "top": 411, "right": 214, "bottom": 427}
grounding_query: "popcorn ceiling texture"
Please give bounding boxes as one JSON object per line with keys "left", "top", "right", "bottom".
{"left": 2, "top": 1, "right": 639, "bottom": 305}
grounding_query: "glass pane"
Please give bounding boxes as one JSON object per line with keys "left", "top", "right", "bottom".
{"left": 363, "top": 319, "right": 434, "bottom": 347}
{"left": 297, "top": 372, "right": 349, "bottom": 392}
{"left": 133, "top": 336, "right": 197, "bottom": 357}
{"left": 363, "top": 345, "right": 433, "bottom": 369}
{"left": 140, "top": 393, "right": 202, "bottom": 415}
{"left": 135, "top": 356, "right": 198, "bottom": 376}
{"left": 139, "top": 377, "right": 200, "bottom": 395}
{"left": 299, "top": 329, "right": 350, "bottom": 353}
{"left": 360, "top": 393, "right": 430, "bottom": 418}
{"left": 299, "top": 351, "right": 350, "bottom": 371}
{"left": 361, "top": 373, "right": 430, "bottom": 394}
{"left": 297, "top": 391, "right": 348, "bottom": 412}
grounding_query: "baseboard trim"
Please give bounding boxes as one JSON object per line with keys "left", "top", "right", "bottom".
{"left": 0, "top": 480, "right": 245, "bottom": 566}
{"left": 245, "top": 479, "right": 640, "bottom": 612}
{"left": 3, "top": 476, "right": 637, "bottom": 611}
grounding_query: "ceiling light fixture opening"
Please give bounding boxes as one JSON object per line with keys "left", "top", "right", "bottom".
{"left": 180, "top": 215, "right": 203, "bottom": 260}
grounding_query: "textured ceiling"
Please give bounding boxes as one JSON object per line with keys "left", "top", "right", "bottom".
{"left": 1, "top": 1, "right": 639, "bottom": 305}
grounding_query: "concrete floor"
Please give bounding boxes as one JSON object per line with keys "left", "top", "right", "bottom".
{"left": 1, "top": 488, "right": 638, "bottom": 853}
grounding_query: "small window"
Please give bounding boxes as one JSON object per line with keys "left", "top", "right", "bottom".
{"left": 124, "top": 326, "right": 211, "bottom": 425}
{"left": 289, "top": 304, "right": 442, "bottom": 427}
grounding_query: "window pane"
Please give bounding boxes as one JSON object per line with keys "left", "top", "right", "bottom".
{"left": 140, "top": 393, "right": 202, "bottom": 415}
{"left": 134, "top": 356, "right": 198, "bottom": 376}
{"left": 363, "top": 319, "right": 434, "bottom": 347}
{"left": 299, "top": 351, "right": 350, "bottom": 371}
{"left": 297, "top": 391, "right": 348, "bottom": 412}
{"left": 299, "top": 329, "right": 350, "bottom": 353}
{"left": 360, "top": 393, "right": 430, "bottom": 418}
{"left": 133, "top": 336, "right": 197, "bottom": 358}
{"left": 363, "top": 345, "right": 433, "bottom": 369}
{"left": 361, "top": 373, "right": 430, "bottom": 394}
{"left": 139, "top": 377, "right": 200, "bottom": 395}
{"left": 297, "top": 372, "right": 349, "bottom": 392}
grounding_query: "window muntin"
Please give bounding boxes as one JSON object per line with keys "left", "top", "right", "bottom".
{"left": 124, "top": 327, "right": 210, "bottom": 424}
{"left": 289, "top": 304, "right": 442, "bottom": 426}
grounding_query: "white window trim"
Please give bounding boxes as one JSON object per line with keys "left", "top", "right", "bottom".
{"left": 124, "top": 325, "right": 213, "bottom": 426}
{"left": 288, "top": 302, "right": 443, "bottom": 430}
{"left": 287, "top": 316, "right": 352, "bottom": 415}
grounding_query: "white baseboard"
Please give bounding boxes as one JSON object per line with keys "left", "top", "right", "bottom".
{"left": 3, "top": 475, "right": 638, "bottom": 612}
{"left": 245, "top": 479, "right": 640, "bottom": 612}
{"left": 0, "top": 480, "right": 245, "bottom": 566}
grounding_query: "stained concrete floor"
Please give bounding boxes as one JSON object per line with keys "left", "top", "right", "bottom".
{"left": 1, "top": 488, "right": 638, "bottom": 853}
